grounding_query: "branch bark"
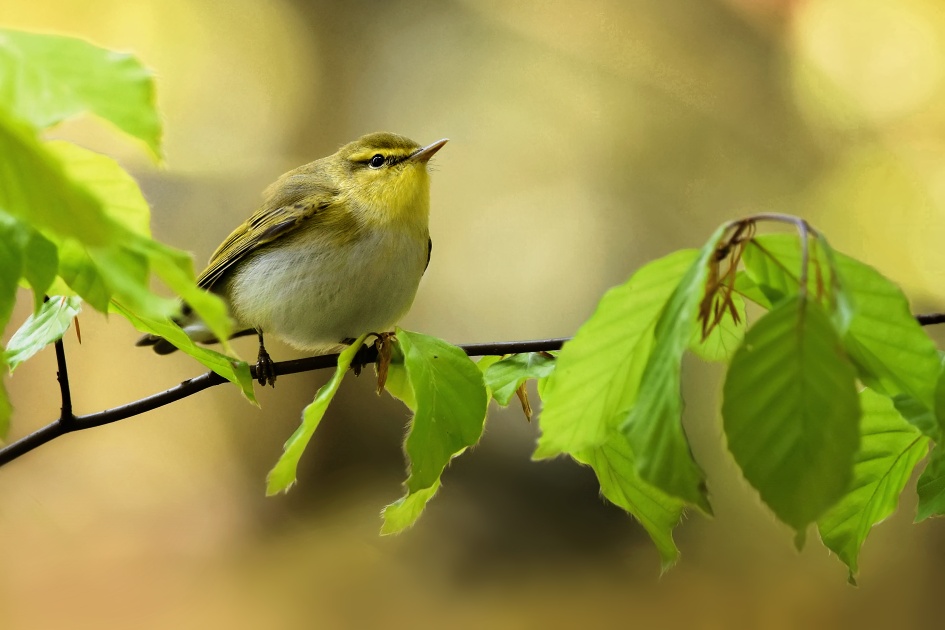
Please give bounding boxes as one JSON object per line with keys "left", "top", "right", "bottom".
{"left": 0, "top": 337, "right": 568, "bottom": 468}
{"left": 917, "top": 313, "right": 945, "bottom": 326}
{"left": 54, "top": 337, "right": 74, "bottom": 425}
{"left": 2, "top": 309, "right": 943, "bottom": 469}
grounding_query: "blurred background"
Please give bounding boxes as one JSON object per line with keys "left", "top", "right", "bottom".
{"left": 3, "top": 0, "right": 945, "bottom": 627}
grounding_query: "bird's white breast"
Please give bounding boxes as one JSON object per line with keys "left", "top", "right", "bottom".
{"left": 226, "top": 227, "right": 427, "bottom": 351}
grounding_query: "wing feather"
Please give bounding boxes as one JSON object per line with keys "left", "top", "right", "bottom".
{"left": 197, "top": 180, "right": 338, "bottom": 290}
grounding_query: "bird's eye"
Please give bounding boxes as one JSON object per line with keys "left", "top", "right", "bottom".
{"left": 369, "top": 154, "right": 385, "bottom": 168}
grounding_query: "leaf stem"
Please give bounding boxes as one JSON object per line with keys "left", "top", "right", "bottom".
{"left": 797, "top": 219, "right": 810, "bottom": 300}
{"left": 744, "top": 213, "right": 814, "bottom": 299}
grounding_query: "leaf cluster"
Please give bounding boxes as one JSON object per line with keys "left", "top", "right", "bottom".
{"left": 0, "top": 28, "right": 255, "bottom": 435}
{"left": 531, "top": 219, "right": 942, "bottom": 581}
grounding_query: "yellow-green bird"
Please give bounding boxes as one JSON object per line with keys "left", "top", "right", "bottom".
{"left": 137, "top": 132, "right": 447, "bottom": 385}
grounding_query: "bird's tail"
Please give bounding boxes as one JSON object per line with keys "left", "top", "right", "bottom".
{"left": 134, "top": 305, "right": 221, "bottom": 354}
{"left": 135, "top": 333, "right": 183, "bottom": 355}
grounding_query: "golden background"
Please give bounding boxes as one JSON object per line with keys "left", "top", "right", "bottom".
{"left": 3, "top": 0, "right": 945, "bottom": 627}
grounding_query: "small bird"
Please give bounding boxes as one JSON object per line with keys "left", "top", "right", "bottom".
{"left": 137, "top": 132, "right": 447, "bottom": 386}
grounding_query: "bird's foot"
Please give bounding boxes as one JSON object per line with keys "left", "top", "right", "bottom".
{"left": 256, "top": 346, "right": 276, "bottom": 387}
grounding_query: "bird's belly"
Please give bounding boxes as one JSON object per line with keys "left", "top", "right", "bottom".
{"left": 226, "top": 229, "right": 427, "bottom": 350}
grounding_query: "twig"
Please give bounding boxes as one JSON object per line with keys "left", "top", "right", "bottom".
{"left": 54, "top": 338, "right": 74, "bottom": 425}
{"left": 5, "top": 304, "right": 945, "bottom": 469}
{"left": 0, "top": 337, "right": 568, "bottom": 468}
{"left": 917, "top": 313, "right": 945, "bottom": 327}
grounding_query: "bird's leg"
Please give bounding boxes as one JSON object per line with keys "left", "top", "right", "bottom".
{"left": 255, "top": 329, "right": 276, "bottom": 387}
{"left": 339, "top": 334, "right": 393, "bottom": 388}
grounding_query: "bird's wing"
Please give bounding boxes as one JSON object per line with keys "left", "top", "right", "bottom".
{"left": 197, "top": 181, "right": 339, "bottom": 291}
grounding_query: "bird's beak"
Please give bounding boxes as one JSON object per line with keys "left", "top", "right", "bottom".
{"left": 410, "top": 138, "right": 448, "bottom": 163}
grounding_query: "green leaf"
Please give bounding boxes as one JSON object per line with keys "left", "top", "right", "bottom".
{"left": 834, "top": 258, "right": 939, "bottom": 412}
{"left": 733, "top": 270, "right": 773, "bottom": 309}
{"left": 0, "top": 379, "right": 10, "bottom": 440}
{"left": 22, "top": 228, "right": 57, "bottom": 311}
{"left": 383, "top": 342, "right": 416, "bottom": 410}
{"left": 381, "top": 329, "right": 488, "bottom": 534}
{"left": 0, "top": 75, "right": 213, "bottom": 330}
{"left": 0, "top": 30, "right": 223, "bottom": 382}
{"left": 722, "top": 296, "right": 860, "bottom": 537}
{"left": 46, "top": 141, "right": 152, "bottom": 236}
{"left": 4, "top": 295, "right": 81, "bottom": 371}
{"left": 688, "top": 291, "right": 746, "bottom": 362}
{"left": 380, "top": 480, "right": 441, "bottom": 535}
{"left": 535, "top": 249, "right": 697, "bottom": 460}
{"left": 58, "top": 240, "right": 179, "bottom": 319}
{"left": 817, "top": 389, "right": 928, "bottom": 584}
{"left": 0, "top": 29, "right": 162, "bottom": 156}
{"left": 0, "top": 213, "right": 26, "bottom": 332}
{"left": 396, "top": 329, "right": 488, "bottom": 493}
{"left": 476, "top": 355, "right": 502, "bottom": 373}
{"left": 744, "top": 234, "right": 940, "bottom": 414}
{"left": 484, "top": 352, "right": 556, "bottom": 405}
{"left": 55, "top": 240, "right": 111, "bottom": 312}
{"left": 379, "top": 344, "right": 428, "bottom": 532}
{"left": 621, "top": 223, "right": 730, "bottom": 513}
{"left": 936, "top": 357, "right": 945, "bottom": 442}
{"left": 892, "top": 393, "right": 939, "bottom": 444}
{"left": 574, "top": 432, "right": 685, "bottom": 571}
{"left": 266, "top": 334, "right": 369, "bottom": 495}
{"left": 916, "top": 444, "right": 945, "bottom": 522}
{"left": 536, "top": 371, "right": 553, "bottom": 400}
{"left": 112, "top": 301, "right": 254, "bottom": 403}
{"left": 475, "top": 355, "right": 502, "bottom": 398}
{"left": 138, "top": 239, "right": 233, "bottom": 350}
{"left": 0, "top": 112, "right": 111, "bottom": 247}
{"left": 30, "top": 140, "right": 229, "bottom": 336}
{"left": 0, "top": 129, "right": 192, "bottom": 323}
{"left": 44, "top": 141, "right": 231, "bottom": 340}
{"left": 741, "top": 236, "right": 826, "bottom": 307}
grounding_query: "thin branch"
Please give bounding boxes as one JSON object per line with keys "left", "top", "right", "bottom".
{"left": 0, "top": 337, "right": 568, "bottom": 468}
{"left": 917, "top": 313, "right": 945, "bottom": 327}
{"left": 54, "top": 337, "right": 74, "bottom": 425}
{"left": 5, "top": 304, "right": 945, "bottom": 469}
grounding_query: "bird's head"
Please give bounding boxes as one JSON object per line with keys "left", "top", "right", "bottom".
{"left": 335, "top": 132, "right": 447, "bottom": 227}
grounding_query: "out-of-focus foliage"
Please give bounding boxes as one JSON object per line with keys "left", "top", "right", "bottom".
{"left": 0, "top": 29, "right": 162, "bottom": 157}
{"left": 0, "top": 29, "right": 251, "bottom": 435}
